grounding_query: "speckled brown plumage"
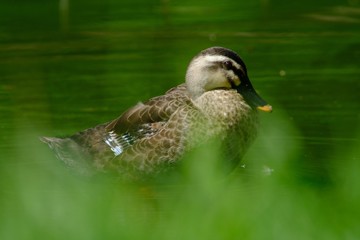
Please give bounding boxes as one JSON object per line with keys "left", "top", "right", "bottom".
{"left": 41, "top": 47, "right": 272, "bottom": 180}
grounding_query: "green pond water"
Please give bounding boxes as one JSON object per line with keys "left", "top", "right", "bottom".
{"left": 0, "top": 0, "right": 359, "bottom": 239}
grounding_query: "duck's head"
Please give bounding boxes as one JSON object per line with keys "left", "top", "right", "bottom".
{"left": 185, "top": 47, "right": 272, "bottom": 112}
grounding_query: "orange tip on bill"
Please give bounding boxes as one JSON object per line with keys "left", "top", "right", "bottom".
{"left": 257, "top": 104, "right": 272, "bottom": 113}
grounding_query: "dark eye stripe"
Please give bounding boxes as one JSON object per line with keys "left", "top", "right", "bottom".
{"left": 222, "top": 60, "right": 244, "bottom": 75}
{"left": 213, "top": 60, "right": 246, "bottom": 77}
{"left": 223, "top": 60, "right": 232, "bottom": 70}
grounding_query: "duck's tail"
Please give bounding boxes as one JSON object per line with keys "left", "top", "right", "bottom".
{"left": 40, "top": 136, "right": 94, "bottom": 176}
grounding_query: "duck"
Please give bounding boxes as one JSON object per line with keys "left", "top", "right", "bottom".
{"left": 41, "top": 46, "right": 272, "bottom": 180}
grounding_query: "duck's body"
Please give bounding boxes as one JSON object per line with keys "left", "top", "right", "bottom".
{"left": 41, "top": 47, "right": 272, "bottom": 180}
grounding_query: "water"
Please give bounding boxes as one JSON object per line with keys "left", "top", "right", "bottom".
{"left": 0, "top": 0, "right": 359, "bottom": 239}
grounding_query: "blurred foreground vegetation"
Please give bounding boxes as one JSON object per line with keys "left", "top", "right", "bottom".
{"left": 0, "top": 125, "right": 359, "bottom": 239}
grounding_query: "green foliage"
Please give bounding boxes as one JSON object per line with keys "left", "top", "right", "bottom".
{"left": 0, "top": 125, "right": 359, "bottom": 239}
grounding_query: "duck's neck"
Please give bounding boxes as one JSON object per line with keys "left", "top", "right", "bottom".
{"left": 194, "top": 89, "right": 257, "bottom": 127}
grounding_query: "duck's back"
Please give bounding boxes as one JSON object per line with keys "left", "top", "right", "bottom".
{"left": 41, "top": 84, "right": 199, "bottom": 178}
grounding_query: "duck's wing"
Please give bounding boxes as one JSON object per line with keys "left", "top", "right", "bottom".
{"left": 103, "top": 84, "right": 192, "bottom": 157}
{"left": 105, "top": 83, "right": 190, "bottom": 135}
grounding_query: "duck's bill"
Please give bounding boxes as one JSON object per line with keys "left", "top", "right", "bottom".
{"left": 236, "top": 78, "right": 272, "bottom": 113}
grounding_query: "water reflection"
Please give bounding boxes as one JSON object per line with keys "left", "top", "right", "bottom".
{"left": 59, "top": 0, "right": 69, "bottom": 32}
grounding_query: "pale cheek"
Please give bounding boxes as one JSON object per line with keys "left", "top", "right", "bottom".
{"left": 205, "top": 71, "right": 231, "bottom": 90}
{"left": 224, "top": 71, "right": 240, "bottom": 87}
{"left": 232, "top": 76, "right": 241, "bottom": 86}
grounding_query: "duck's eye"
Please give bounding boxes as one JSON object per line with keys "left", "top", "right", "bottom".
{"left": 223, "top": 60, "right": 233, "bottom": 70}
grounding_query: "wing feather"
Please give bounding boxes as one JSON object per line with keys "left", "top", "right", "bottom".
{"left": 105, "top": 84, "right": 190, "bottom": 135}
